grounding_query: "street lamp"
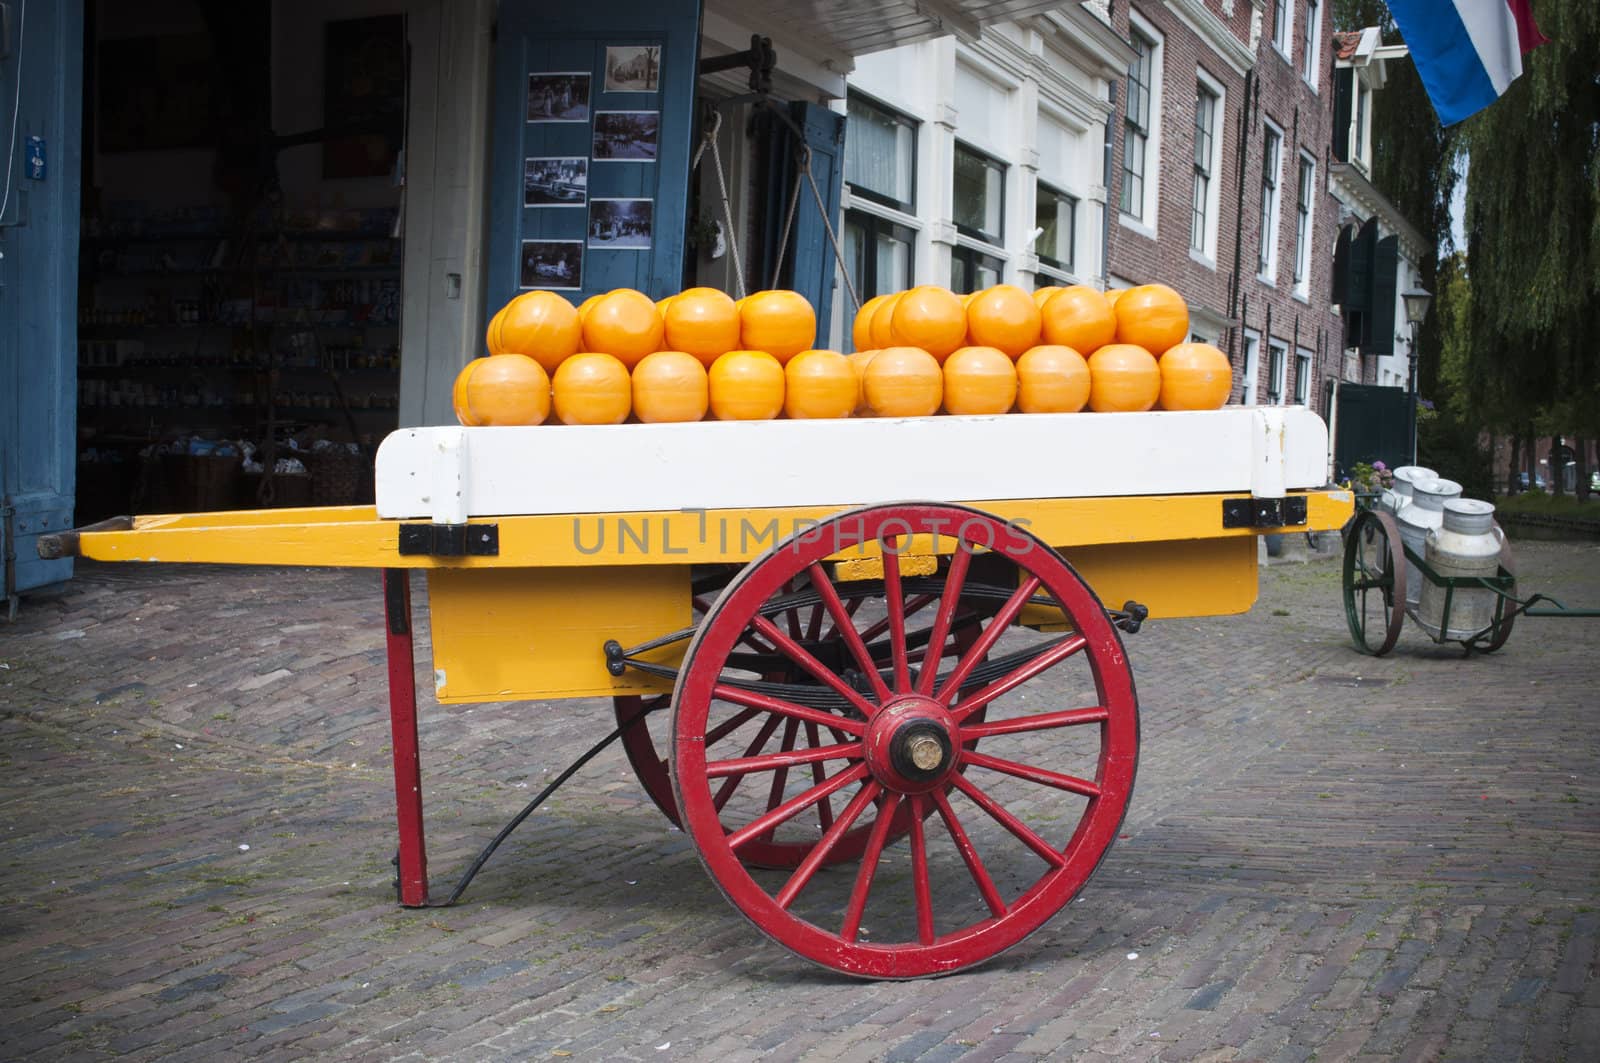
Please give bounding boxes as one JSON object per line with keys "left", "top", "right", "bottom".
{"left": 1402, "top": 285, "right": 1433, "bottom": 465}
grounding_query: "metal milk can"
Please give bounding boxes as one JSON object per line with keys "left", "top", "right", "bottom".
{"left": 1417, "top": 499, "right": 1503, "bottom": 640}
{"left": 1382, "top": 465, "right": 1436, "bottom": 515}
{"left": 1396, "top": 477, "right": 1462, "bottom": 606}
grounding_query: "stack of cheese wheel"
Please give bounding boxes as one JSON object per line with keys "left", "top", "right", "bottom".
{"left": 454, "top": 279, "right": 1231, "bottom": 426}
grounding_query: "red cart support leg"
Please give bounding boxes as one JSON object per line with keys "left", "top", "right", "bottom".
{"left": 383, "top": 568, "right": 429, "bottom": 906}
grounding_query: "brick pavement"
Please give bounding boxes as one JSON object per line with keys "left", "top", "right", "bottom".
{"left": 1, "top": 540, "right": 1597, "bottom": 1061}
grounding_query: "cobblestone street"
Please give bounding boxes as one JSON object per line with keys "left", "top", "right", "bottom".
{"left": 2, "top": 539, "right": 1597, "bottom": 1061}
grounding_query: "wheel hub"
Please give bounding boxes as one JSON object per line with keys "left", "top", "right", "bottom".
{"left": 865, "top": 696, "right": 959, "bottom": 793}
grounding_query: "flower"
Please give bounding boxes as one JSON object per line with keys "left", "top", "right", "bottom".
{"left": 1372, "top": 461, "right": 1388, "bottom": 471}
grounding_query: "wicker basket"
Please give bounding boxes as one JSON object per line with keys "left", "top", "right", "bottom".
{"left": 308, "top": 448, "right": 371, "bottom": 505}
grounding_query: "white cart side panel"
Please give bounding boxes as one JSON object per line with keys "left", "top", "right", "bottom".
{"left": 374, "top": 407, "right": 1330, "bottom": 519}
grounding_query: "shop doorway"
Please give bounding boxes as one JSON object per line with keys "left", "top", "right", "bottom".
{"left": 76, "top": 0, "right": 408, "bottom": 519}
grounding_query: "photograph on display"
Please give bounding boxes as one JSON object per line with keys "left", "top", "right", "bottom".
{"left": 588, "top": 199, "right": 653, "bottom": 250}
{"left": 604, "top": 45, "right": 661, "bottom": 92}
{"left": 592, "top": 111, "right": 659, "bottom": 161}
{"left": 520, "top": 240, "right": 584, "bottom": 290}
{"left": 526, "top": 73, "right": 591, "bottom": 122}
{"left": 524, "top": 157, "right": 589, "bottom": 207}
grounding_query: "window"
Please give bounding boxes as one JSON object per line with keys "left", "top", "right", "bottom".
{"left": 1301, "top": 0, "right": 1321, "bottom": 86}
{"left": 1272, "top": 0, "right": 1293, "bottom": 56}
{"left": 1294, "top": 349, "right": 1313, "bottom": 404}
{"left": 1121, "top": 28, "right": 1158, "bottom": 223}
{"left": 1293, "top": 153, "right": 1315, "bottom": 288}
{"left": 1035, "top": 183, "right": 1077, "bottom": 272}
{"left": 1192, "top": 82, "right": 1218, "bottom": 256}
{"left": 843, "top": 211, "right": 913, "bottom": 300}
{"left": 1258, "top": 124, "right": 1282, "bottom": 280}
{"left": 1240, "top": 331, "right": 1261, "bottom": 403}
{"left": 1267, "top": 340, "right": 1288, "bottom": 404}
{"left": 845, "top": 94, "right": 916, "bottom": 212}
{"left": 950, "top": 246, "right": 1004, "bottom": 294}
{"left": 1353, "top": 79, "right": 1370, "bottom": 169}
{"left": 953, "top": 142, "right": 1005, "bottom": 245}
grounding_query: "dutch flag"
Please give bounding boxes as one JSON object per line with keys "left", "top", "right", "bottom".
{"left": 1385, "top": 0, "right": 1550, "bottom": 126}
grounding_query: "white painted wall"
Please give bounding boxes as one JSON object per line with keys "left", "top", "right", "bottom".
{"left": 829, "top": 23, "right": 1119, "bottom": 348}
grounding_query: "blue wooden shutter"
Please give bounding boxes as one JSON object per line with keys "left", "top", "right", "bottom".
{"left": 486, "top": 0, "right": 702, "bottom": 312}
{"left": 0, "top": 2, "right": 83, "bottom": 599}
{"left": 760, "top": 101, "right": 847, "bottom": 347}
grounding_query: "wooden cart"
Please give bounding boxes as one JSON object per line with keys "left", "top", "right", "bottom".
{"left": 43, "top": 407, "right": 1351, "bottom": 978}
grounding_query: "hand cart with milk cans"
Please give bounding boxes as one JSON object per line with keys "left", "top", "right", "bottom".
{"left": 42, "top": 407, "right": 1350, "bottom": 978}
{"left": 1341, "top": 495, "right": 1600, "bottom": 658}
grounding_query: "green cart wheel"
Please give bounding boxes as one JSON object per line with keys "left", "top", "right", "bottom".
{"left": 1342, "top": 509, "right": 1406, "bottom": 656}
{"left": 1473, "top": 524, "right": 1517, "bottom": 653}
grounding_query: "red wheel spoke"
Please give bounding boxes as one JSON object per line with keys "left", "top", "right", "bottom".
{"left": 775, "top": 782, "right": 880, "bottom": 909}
{"left": 882, "top": 544, "right": 912, "bottom": 692}
{"left": 959, "top": 705, "right": 1110, "bottom": 740}
{"left": 916, "top": 546, "right": 974, "bottom": 695}
{"left": 931, "top": 789, "right": 1006, "bottom": 918}
{"left": 963, "top": 750, "right": 1102, "bottom": 799}
{"left": 761, "top": 719, "right": 802, "bottom": 841}
{"left": 784, "top": 580, "right": 804, "bottom": 640}
{"left": 704, "top": 707, "right": 762, "bottom": 748}
{"left": 841, "top": 792, "right": 902, "bottom": 942}
{"left": 706, "top": 739, "right": 862, "bottom": 779}
{"left": 936, "top": 576, "right": 1042, "bottom": 705}
{"left": 950, "top": 774, "right": 1068, "bottom": 868}
{"left": 857, "top": 594, "right": 936, "bottom": 645}
{"left": 949, "top": 635, "right": 1089, "bottom": 723}
{"left": 806, "top": 603, "right": 825, "bottom": 642}
{"left": 711, "top": 682, "right": 866, "bottom": 737}
{"left": 804, "top": 722, "right": 836, "bottom": 831}
{"left": 822, "top": 596, "right": 865, "bottom": 642}
{"left": 725, "top": 763, "right": 871, "bottom": 852}
{"left": 739, "top": 630, "right": 778, "bottom": 655}
{"left": 807, "top": 563, "right": 893, "bottom": 703}
{"left": 909, "top": 795, "right": 935, "bottom": 945}
{"left": 746, "top": 615, "right": 880, "bottom": 720}
{"left": 713, "top": 713, "right": 783, "bottom": 811}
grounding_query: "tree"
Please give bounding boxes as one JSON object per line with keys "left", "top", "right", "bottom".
{"left": 1459, "top": 0, "right": 1600, "bottom": 445}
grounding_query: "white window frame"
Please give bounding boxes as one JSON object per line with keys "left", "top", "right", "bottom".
{"left": 1352, "top": 78, "right": 1372, "bottom": 172}
{"left": 1034, "top": 181, "right": 1079, "bottom": 279}
{"left": 1190, "top": 70, "right": 1226, "bottom": 265}
{"left": 1272, "top": 0, "right": 1294, "bottom": 60}
{"left": 1301, "top": 0, "right": 1321, "bottom": 89}
{"left": 1294, "top": 347, "right": 1313, "bottom": 404}
{"left": 1119, "top": 12, "right": 1163, "bottom": 237}
{"left": 1292, "top": 150, "right": 1316, "bottom": 295}
{"left": 1240, "top": 329, "right": 1261, "bottom": 404}
{"left": 952, "top": 140, "right": 1008, "bottom": 248}
{"left": 1258, "top": 121, "right": 1284, "bottom": 284}
{"left": 1267, "top": 339, "right": 1289, "bottom": 404}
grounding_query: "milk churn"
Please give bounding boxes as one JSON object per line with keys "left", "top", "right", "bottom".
{"left": 1417, "top": 499, "right": 1503, "bottom": 639}
{"left": 1382, "top": 465, "right": 1436, "bottom": 515}
{"left": 1396, "top": 477, "right": 1462, "bottom": 606}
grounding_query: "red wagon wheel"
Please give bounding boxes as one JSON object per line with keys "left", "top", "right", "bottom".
{"left": 616, "top": 580, "right": 991, "bottom": 869}
{"left": 671, "top": 503, "right": 1139, "bottom": 978}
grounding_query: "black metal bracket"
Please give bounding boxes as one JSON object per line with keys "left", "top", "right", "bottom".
{"left": 699, "top": 34, "right": 776, "bottom": 95}
{"left": 1114, "top": 601, "right": 1149, "bottom": 635}
{"left": 397, "top": 523, "right": 499, "bottom": 557}
{"left": 603, "top": 639, "right": 627, "bottom": 677}
{"left": 1221, "top": 497, "right": 1308, "bottom": 529}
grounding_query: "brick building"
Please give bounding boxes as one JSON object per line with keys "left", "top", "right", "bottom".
{"left": 1103, "top": 0, "right": 1342, "bottom": 412}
